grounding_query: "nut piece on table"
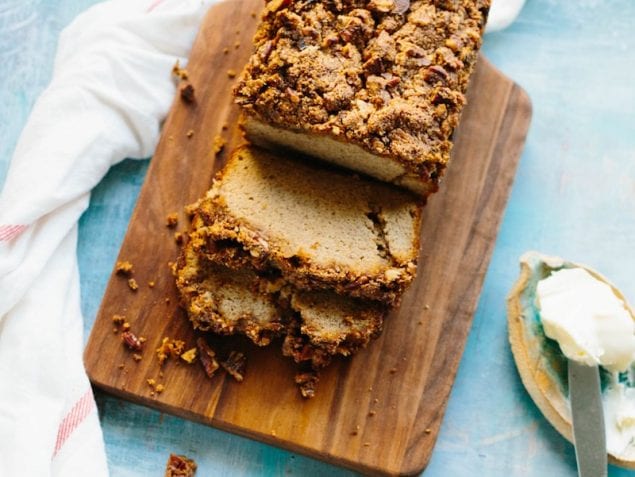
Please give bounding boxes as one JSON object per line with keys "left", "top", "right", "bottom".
{"left": 121, "top": 331, "right": 143, "bottom": 352}
{"left": 164, "top": 453, "right": 197, "bottom": 477}
{"left": 196, "top": 338, "right": 219, "bottom": 378}
{"left": 220, "top": 351, "right": 246, "bottom": 382}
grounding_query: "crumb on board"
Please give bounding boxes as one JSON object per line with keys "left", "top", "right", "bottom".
{"left": 180, "top": 347, "right": 197, "bottom": 364}
{"left": 155, "top": 384, "right": 165, "bottom": 394}
{"left": 389, "top": 367, "right": 397, "bottom": 374}
{"left": 295, "top": 369, "right": 319, "bottom": 399}
{"left": 424, "top": 304, "right": 430, "bottom": 310}
{"left": 156, "top": 337, "right": 186, "bottom": 365}
{"left": 174, "top": 232, "right": 185, "bottom": 245}
{"left": 165, "top": 454, "right": 197, "bottom": 477}
{"left": 122, "top": 322, "right": 131, "bottom": 331}
{"left": 373, "top": 398, "right": 379, "bottom": 404}
{"left": 133, "top": 353, "right": 142, "bottom": 362}
{"left": 221, "top": 123, "right": 229, "bottom": 130}
{"left": 368, "top": 410, "right": 376, "bottom": 417}
{"left": 147, "top": 378, "right": 156, "bottom": 387}
{"left": 363, "top": 442, "right": 370, "bottom": 447}
{"left": 186, "top": 129, "right": 194, "bottom": 139}
{"left": 165, "top": 297, "right": 171, "bottom": 305}
{"left": 220, "top": 351, "right": 246, "bottom": 382}
{"left": 223, "top": 47, "right": 229, "bottom": 54}
{"left": 115, "top": 261, "right": 133, "bottom": 276}
{"left": 118, "top": 363, "right": 125, "bottom": 370}
{"left": 180, "top": 84, "right": 195, "bottom": 104}
{"left": 127, "top": 278, "right": 139, "bottom": 291}
{"left": 122, "top": 331, "right": 143, "bottom": 351}
{"left": 251, "top": 11, "right": 257, "bottom": 18}
{"left": 212, "top": 135, "right": 226, "bottom": 155}
{"left": 227, "top": 69, "right": 237, "bottom": 78}
{"left": 148, "top": 281, "right": 155, "bottom": 288}
{"left": 425, "top": 428, "right": 432, "bottom": 434}
{"left": 112, "top": 314, "right": 125, "bottom": 326}
{"left": 196, "top": 338, "right": 219, "bottom": 378}
{"left": 270, "top": 430, "right": 277, "bottom": 437}
{"left": 171, "top": 60, "right": 189, "bottom": 81}
{"left": 166, "top": 213, "right": 178, "bottom": 228}
{"left": 234, "top": 42, "right": 240, "bottom": 49}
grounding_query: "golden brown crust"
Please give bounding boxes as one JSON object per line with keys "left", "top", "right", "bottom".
{"left": 235, "top": 0, "right": 490, "bottom": 185}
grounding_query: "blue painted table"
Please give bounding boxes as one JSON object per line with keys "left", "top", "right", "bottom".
{"left": 2, "top": 1, "right": 634, "bottom": 475}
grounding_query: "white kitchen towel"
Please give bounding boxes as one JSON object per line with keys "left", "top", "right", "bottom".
{"left": 0, "top": 0, "right": 521, "bottom": 475}
{"left": 0, "top": 0, "right": 213, "bottom": 475}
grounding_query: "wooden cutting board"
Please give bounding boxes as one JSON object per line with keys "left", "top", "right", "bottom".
{"left": 84, "top": 2, "right": 532, "bottom": 475}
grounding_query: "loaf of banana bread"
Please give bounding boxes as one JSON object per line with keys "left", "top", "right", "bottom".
{"left": 234, "top": 0, "right": 490, "bottom": 195}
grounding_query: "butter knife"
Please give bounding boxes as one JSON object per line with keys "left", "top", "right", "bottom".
{"left": 568, "top": 360, "right": 607, "bottom": 477}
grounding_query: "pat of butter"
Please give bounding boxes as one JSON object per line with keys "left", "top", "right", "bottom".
{"left": 536, "top": 267, "right": 635, "bottom": 373}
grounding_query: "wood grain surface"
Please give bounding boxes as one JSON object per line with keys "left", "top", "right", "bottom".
{"left": 84, "top": 2, "right": 532, "bottom": 475}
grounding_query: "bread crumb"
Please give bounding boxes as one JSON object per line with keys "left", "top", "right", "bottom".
{"left": 180, "top": 347, "right": 197, "bottom": 364}
{"left": 166, "top": 213, "right": 178, "bottom": 228}
{"left": 186, "top": 129, "right": 194, "bottom": 138}
{"left": 115, "top": 261, "right": 133, "bottom": 276}
{"left": 425, "top": 428, "right": 432, "bottom": 434}
{"left": 271, "top": 430, "right": 277, "bottom": 437}
{"left": 155, "top": 384, "right": 165, "bottom": 394}
{"left": 212, "top": 135, "right": 226, "bottom": 155}
{"left": 171, "top": 60, "right": 189, "bottom": 80}
{"left": 113, "top": 327, "right": 118, "bottom": 334}
{"left": 424, "top": 304, "right": 430, "bottom": 310}
{"left": 122, "top": 322, "right": 131, "bottom": 331}
{"left": 234, "top": 42, "right": 240, "bottom": 49}
{"left": 118, "top": 363, "right": 125, "bottom": 370}
{"left": 147, "top": 378, "right": 156, "bottom": 387}
{"left": 223, "top": 47, "right": 229, "bottom": 54}
{"left": 132, "top": 353, "right": 142, "bottom": 362}
{"left": 227, "top": 69, "right": 237, "bottom": 78}
{"left": 363, "top": 442, "right": 370, "bottom": 447}
{"left": 174, "top": 232, "right": 185, "bottom": 245}
{"left": 221, "top": 123, "right": 229, "bottom": 130}
{"left": 251, "top": 11, "right": 257, "bottom": 18}
{"left": 127, "top": 278, "right": 138, "bottom": 291}
{"left": 165, "top": 297, "right": 171, "bottom": 305}
{"left": 389, "top": 367, "right": 397, "bottom": 374}
{"left": 373, "top": 398, "right": 379, "bottom": 404}
{"left": 148, "top": 281, "right": 155, "bottom": 288}
{"left": 112, "top": 314, "right": 126, "bottom": 326}
{"left": 368, "top": 410, "right": 376, "bottom": 417}
{"left": 180, "top": 84, "right": 195, "bottom": 104}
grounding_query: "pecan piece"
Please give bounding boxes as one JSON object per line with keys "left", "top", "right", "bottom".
{"left": 196, "top": 338, "right": 219, "bottom": 378}
{"left": 295, "top": 369, "right": 319, "bottom": 399}
{"left": 220, "top": 351, "right": 246, "bottom": 382}
{"left": 180, "top": 84, "right": 195, "bottom": 104}
{"left": 164, "top": 453, "right": 197, "bottom": 477}
{"left": 122, "top": 331, "right": 143, "bottom": 351}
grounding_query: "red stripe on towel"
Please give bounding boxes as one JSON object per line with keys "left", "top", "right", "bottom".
{"left": 52, "top": 388, "right": 96, "bottom": 457}
{"left": 0, "top": 224, "right": 26, "bottom": 241}
{"left": 146, "top": 0, "right": 165, "bottom": 12}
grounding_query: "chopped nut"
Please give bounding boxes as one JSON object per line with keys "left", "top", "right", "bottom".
{"left": 127, "top": 278, "right": 138, "bottom": 291}
{"left": 122, "top": 331, "right": 143, "bottom": 351}
{"left": 212, "top": 135, "right": 226, "bottom": 155}
{"left": 180, "top": 347, "right": 197, "bottom": 364}
{"left": 197, "top": 338, "right": 219, "bottom": 378}
{"left": 180, "top": 84, "right": 195, "bottom": 104}
{"left": 165, "top": 454, "right": 197, "bottom": 477}
{"left": 166, "top": 213, "right": 178, "bottom": 228}
{"left": 227, "top": 69, "right": 237, "bottom": 78}
{"left": 115, "top": 261, "right": 133, "bottom": 276}
{"left": 220, "top": 351, "right": 246, "bottom": 382}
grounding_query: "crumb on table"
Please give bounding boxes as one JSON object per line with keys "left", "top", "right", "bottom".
{"left": 115, "top": 261, "right": 133, "bottom": 276}
{"left": 180, "top": 84, "right": 195, "bottom": 104}
{"left": 166, "top": 213, "right": 179, "bottom": 228}
{"left": 227, "top": 69, "right": 237, "bottom": 78}
{"left": 220, "top": 351, "right": 246, "bottom": 382}
{"left": 127, "top": 278, "right": 139, "bottom": 291}
{"left": 164, "top": 454, "right": 197, "bottom": 477}
{"left": 112, "top": 314, "right": 126, "bottom": 326}
{"left": 171, "top": 60, "right": 189, "bottom": 81}
{"left": 186, "top": 129, "right": 194, "bottom": 139}
{"left": 180, "top": 347, "right": 197, "bottom": 364}
{"left": 174, "top": 232, "right": 185, "bottom": 245}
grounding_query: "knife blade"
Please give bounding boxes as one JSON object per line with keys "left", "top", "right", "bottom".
{"left": 568, "top": 359, "right": 607, "bottom": 477}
